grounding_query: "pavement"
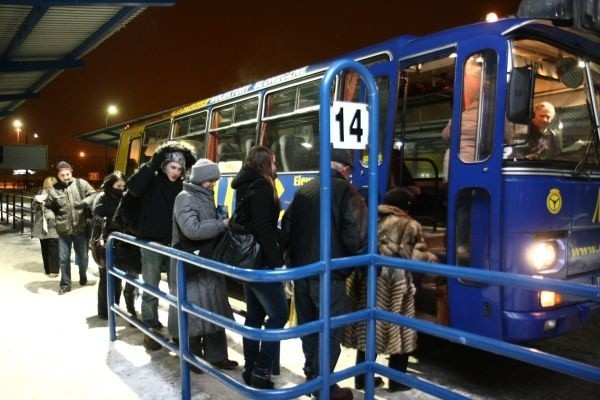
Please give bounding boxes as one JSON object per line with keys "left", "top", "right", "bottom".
{"left": 0, "top": 223, "right": 430, "bottom": 400}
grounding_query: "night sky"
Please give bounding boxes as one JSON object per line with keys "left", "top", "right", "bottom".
{"left": 0, "top": 0, "right": 521, "bottom": 177}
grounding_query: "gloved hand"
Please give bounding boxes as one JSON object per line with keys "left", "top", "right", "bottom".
{"left": 149, "top": 150, "right": 167, "bottom": 168}
{"left": 74, "top": 201, "right": 86, "bottom": 209}
{"left": 34, "top": 194, "right": 47, "bottom": 203}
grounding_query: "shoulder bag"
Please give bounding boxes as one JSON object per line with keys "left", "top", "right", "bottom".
{"left": 212, "top": 186, "right": 262, "bottom": 268}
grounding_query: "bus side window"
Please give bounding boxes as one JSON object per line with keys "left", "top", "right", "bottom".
{"left": 218, "top": 142, "right": 243, "bottom": 162}
{"left": 280, "top": 134, "right": 315, "bottom": 171}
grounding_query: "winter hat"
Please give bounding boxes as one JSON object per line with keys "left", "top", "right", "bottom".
{"left": 331, "top": 149, "right": 353, "bottom": 169}
{"left": 162, "top": 151, "right": 186, "bottom": 171}
{"left": 383, "top": 187, "right": 416, "bottom": 212}
{"left": 56, "top": 161, "right": 73, "bottom": 171}
{"left": 190, "top": 158, "right": 220, "bottom": 185}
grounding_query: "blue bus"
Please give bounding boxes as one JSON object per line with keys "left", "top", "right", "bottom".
{"left": 114, "top": 1, "right": 600, "bottom": 342}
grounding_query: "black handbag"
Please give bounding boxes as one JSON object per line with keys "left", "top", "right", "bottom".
{"left": 212, "top": 185, "right": 262, "bottom": 268}
{"left": 212, "top": 216, "right": 262, "bottom": 268}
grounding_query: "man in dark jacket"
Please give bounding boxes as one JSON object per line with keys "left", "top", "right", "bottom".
{"left": 282, "top": 149, "right": 367, "bottom": 400}
{"left": 44, "top": 161, "right": 97, "bottom": 295}
{"left": 118, "top": 142, "right": 195, "bottom": 351}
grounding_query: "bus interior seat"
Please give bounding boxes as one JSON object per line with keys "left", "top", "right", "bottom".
{"left": 218, "top": 143, "right": 243, "bottom": 162}
{"left": 245, "top": 139, "right": 255, "bottom": 156}
{"left": 280, "top": 134, "right": 314, "bottom": 171}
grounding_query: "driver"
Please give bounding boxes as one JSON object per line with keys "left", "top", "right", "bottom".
{"left": 525, "top": 101, "right": 562, "bottom": 160}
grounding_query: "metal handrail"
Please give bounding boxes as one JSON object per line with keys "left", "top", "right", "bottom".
{"left": 0, "top": 190, "right": 34, "bottom": 234}
{"left": 105, "top": 60, "right": 600, "bottom": 400}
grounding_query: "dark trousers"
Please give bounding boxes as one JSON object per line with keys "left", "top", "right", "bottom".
{"left": 242, "top": 281, "right": 288, "bottom": 373}
{"left": 40, "top": 238, "right": 59, "bottom": 275}
{"left": 294, "top": 277, "right": 347, "bottom": 376}
{"left": 98, "top": 268, "right": 137, "bottom": 318}
{"left": 188, "top": 330, "right": 228, "bottom": 363}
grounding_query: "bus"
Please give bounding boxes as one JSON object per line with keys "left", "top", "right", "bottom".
{"left": 114, "top": 1, "right": 600, "bottom": 342}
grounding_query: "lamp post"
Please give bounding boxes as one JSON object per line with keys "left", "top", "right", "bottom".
{"left": 12, "top": 119, "right": 22, "bottom": 144}
{"left": 104, "top": 105, "right": 118, "bottom": 174}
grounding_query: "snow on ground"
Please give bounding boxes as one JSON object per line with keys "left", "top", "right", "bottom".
{"left": 1, "top": 225, "right": 429, "bottom": 399}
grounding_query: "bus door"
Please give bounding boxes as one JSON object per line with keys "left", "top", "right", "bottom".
{"left": 445, "top": 40, "right": 507, "bottom": 338}
{"left": 347, "top": 58, "right": 398, "bottom": 203}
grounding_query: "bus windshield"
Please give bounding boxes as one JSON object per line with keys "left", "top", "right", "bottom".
{"left": 504, "top": 38, "right": 600, "bottom": 171}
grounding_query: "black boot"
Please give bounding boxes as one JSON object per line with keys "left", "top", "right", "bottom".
{"left": 354, "top": 350, "right": 383, "bottom": 389}
{"left": 242, "top": 367, "right": 253, "bottom": 385}
{"left": 251, "top": 367, "right": 274, "bottom": 389}
{"left": 387, "top": 353, "right": 411, "bottom": 392}
{"left": 123, "top": 283, "right": 137, "bottom": 318}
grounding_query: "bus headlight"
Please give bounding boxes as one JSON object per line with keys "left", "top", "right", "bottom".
{"left": 527, "top": 241, "right": 558, "bottom": 272}
{"left": 540, "top": 291, "right": 561, "bottom": 308}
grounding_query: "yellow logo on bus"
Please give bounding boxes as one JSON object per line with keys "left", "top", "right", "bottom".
{"left": 593, "top": 188, "right": 600, "bottom": 223}
{"left": 546, "top": 188, "right": 562, "bottom": 214}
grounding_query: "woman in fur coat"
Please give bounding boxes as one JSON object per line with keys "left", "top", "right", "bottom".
{"left": 342, "top": 187, "right": 437, "bottom": 392}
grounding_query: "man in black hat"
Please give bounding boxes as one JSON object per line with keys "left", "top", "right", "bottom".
{"left": 44, "top": 161, "right": 97, "bottom": 294}
{"left": 282, "top": 148, "right": 367, "bottom": 400}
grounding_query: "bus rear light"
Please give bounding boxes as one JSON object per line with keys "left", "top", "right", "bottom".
{"left": 540, "top": 290, "right": 561, "bottom": 307}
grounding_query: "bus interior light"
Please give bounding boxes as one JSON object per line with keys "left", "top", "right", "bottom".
{"left": 540, "top": 290, "right": 561, "bottom": 308}
{"left": 527, "top": 241, "right": 558, "bottom": 272}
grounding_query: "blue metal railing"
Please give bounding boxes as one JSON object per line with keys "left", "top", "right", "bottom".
{"left": 106, "top": 60, "right": 600, "bottom": 400}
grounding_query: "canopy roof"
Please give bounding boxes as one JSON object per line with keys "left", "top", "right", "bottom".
{"left": 0, "top": 1, "right": 176, "bottom": 119}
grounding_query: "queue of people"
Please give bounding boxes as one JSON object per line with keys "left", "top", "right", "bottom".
{"left": 31, "top": 144, "right": 439, "bottom": 398}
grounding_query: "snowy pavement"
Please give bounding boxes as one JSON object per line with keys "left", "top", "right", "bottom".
{"left": 0, "top": 225, "right": 426, "bottom": 400}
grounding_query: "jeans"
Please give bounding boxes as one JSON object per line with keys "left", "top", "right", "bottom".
{"left": 140, "top": 248, "right": 170, "bottom": 328}
{"left": 243, "top": 281, "right": 288, "bottom": 372}
{"left": 294, "top": 277, "right": 347, "bottom": 375}
{"left": 59, "top": 233, "right": 89, "bottom": 289}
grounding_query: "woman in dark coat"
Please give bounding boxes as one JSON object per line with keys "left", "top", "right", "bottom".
{"left": 91, "top": 171, "right": 140, "bottom": 320}
{"left": 231, "top": 146, "right": 288, "bottom": 389}
{"left": 168, "top": 159, "right": 237, "bottom": 372}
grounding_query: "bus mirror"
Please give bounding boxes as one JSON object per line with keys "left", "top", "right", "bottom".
{"left": 558, "top": 57, "right": 583, "bottom": 88}
{"left": 507, "top": 66, "right": 534, "bottom": 124}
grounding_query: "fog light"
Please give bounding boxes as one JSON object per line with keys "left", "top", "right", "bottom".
{"left": 543, "top": 319, "right": 557, "bottom": 332}
{"left": 540, "top": 290, "right": 561, "bottom": 307}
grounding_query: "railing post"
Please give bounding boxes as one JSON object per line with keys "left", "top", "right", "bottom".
{"left": 11, "top": 193, "right": 16, "bottom": 229}
{"left": 319, "top": 59, "right": 379, "bottom": 400}
{"left": 19, "top": 195, "right": 24, "bottom": 233}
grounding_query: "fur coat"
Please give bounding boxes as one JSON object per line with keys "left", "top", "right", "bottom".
{"left": 342, "top": 204, "right": 436, "bottom": 355}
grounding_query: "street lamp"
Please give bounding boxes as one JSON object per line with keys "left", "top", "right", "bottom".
{"left": 25, "top": 131, "right": 38, "bottom": 145}
{"left": 105, "top": 104, "right": 118, "bottom": 126}
{"left": 104, "top": 105, "right": 118, "bottom": 175}
{"left": 13, "top": 119, "right": 22, "bottom": 144}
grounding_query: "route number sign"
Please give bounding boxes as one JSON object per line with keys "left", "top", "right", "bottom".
{"left": 330, "top": 101, "right": 369, "bottom": 149}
